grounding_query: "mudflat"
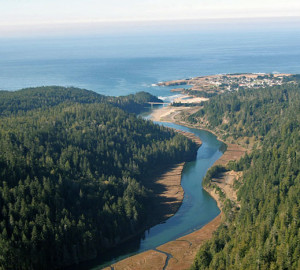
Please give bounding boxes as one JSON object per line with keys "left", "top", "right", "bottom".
{"left": 105, "top": 99, "right": 246, "bottom": 269}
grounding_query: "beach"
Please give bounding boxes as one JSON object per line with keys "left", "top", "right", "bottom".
{"left": 151, "top": 95, "right": 206, "bottom": 122}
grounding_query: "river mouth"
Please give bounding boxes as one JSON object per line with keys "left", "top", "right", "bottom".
{"left": 70, "top": 119, "right": 224, "bottom": 270}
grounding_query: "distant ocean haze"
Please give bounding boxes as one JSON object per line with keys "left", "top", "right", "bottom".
{"left": 0, "top": 24, "right": 300, "bottom": 97}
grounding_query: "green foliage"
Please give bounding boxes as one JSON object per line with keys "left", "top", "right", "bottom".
{"left": 109, "top": 91, "right": 163, "bottom": 113}
{"left": 202, "top": 165, "right": 227, "bottom": 187}
{"left": 0, "top": 86, "right": 162, "bottom": 116}
{"left": 171, "top": 102, "right": 204, "bottom": 107}
{"left": 124, "top": 91, "right": 162, "bottom": 104}
{"left": 188, "top": 84, "right": 300, "bottom": 139}
{"left": 183, "top": 89, "right": 218, "bottom": 98}
{"left": 0, "top": 86, "right": 105, "bottom": 116}
{"left": 0, "top": 87, "right": 197, "bottom": 269}
{"left": 283, "top": 74, "right": 300, "bottom": 83}
{"left": 192, "top": 84, "right": 300, "bottom": 269}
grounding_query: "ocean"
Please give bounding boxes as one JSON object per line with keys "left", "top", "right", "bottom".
{"left": 1, "top": 19, "right": 300, "bottom": 268}
{"left": 1, "top": 19, "right": 300, "bottom": 98}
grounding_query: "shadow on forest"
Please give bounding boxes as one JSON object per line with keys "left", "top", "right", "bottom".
{"left": 66, "top": 163, "right": 184, "bottom": 270}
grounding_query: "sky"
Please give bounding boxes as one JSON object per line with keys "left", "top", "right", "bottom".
{"left": 1, "top": 0, "right": 300, "bottom": 36}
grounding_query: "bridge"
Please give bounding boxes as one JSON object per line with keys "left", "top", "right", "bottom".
{"left": 147, "top": 102, "right": 170, "bottom": 108}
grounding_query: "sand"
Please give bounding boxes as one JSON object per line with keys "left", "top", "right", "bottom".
{"left": 104, "top": 215, "right": 221, "bottom": 270}
{"left": 105, "top": 98, "right": 246, "bottom": 270}
{"left": 150, "top": 95, "right": 205, "bottom": 123}
{"left": 150, "top": 106, "right": 182, "bottom": 122}
{"left": 173, "top": 95, "right": 209, "bottom": 104}
{"left": 145, "top": 163, "right": 185, "bottom": 224}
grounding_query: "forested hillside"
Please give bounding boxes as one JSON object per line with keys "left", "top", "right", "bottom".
{"left": 191, "top": 84, "right": 300, "bottom": 269}
{"left": 188, "top": 84, "right": 299, "bottom": 140}
{"left": 0, "top": 87, "right": 197, "bottom": 269}
{"left": 0, "top": 86, "right": 162, "bottom": 115}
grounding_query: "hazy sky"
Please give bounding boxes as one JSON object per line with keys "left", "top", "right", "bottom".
{"left": 0, "top": 0, "right": 299, "bottom": 37}
{"left": 1, "top": 0, "right": 300, "bottom": 26}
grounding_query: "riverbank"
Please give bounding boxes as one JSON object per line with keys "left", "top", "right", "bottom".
{"left": 103, "top": 215, "right": 221, "bottom": 270}
{"left": 150, "top": 100, "right": 246, "bottom": 209}
{"left": 150, "top": 97, "right": 201, "bottom": 123}
{"left": 105, "top": 161, "right": 243, "bottom": 270}
{"left": 145, "top": 163, "right": 185, "bottom": 225}
{"left": 104, "top": 101, "right": 246, "bottom": 270}
{"left": 144, "top": 129, "right": 202, "bottom": 225}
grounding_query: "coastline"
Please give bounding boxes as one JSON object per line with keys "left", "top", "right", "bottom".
{"left": 105, "top": 100, "right": 246, "bottom": 269}
{"left": 157, "top": 73, "right": 293, "bottom": 94}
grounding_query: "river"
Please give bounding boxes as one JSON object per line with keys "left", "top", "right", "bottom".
{"left": 72, "top": 117, "right": 225, "bottom": 269}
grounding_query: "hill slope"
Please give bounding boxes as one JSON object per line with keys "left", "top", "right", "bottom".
{"left": 0, "top": 87, "right": 197, "bottom": 269}
{"left": 0, "top": 86, "right": 162, "bottom": 115}
{"left": 191, "top": 84, "right": 300, "bottom": 269}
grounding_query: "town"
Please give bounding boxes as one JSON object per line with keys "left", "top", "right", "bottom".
{"left": 158, "top": 73, "right": 296, "bottom": 96}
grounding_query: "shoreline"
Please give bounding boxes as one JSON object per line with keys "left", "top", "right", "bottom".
{"left": 157, "top": 73, "right": 293, "bottom": 94}
{"left": 150, "top": 100, "right": 246, "bottom": 205}
{"left": 105, "top": 100, "right": 246, "bottom": 269}
{"left": 101, "top": 120, "right": 203, "bottom": 270}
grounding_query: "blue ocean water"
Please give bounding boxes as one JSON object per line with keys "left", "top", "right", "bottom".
{"left": 0, "top": 25, "right": 300, "bottom": 97}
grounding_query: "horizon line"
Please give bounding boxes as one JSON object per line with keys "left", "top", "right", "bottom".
{"left": 1, "top": 15, "right": 300, "bottom": 27}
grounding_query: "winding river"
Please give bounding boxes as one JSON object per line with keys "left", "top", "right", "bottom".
{"left": 138, "top": 122, "right": 224, "bottom": 250}
{"left": 74, "top": 119, "right": 225, "bottom": 270}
